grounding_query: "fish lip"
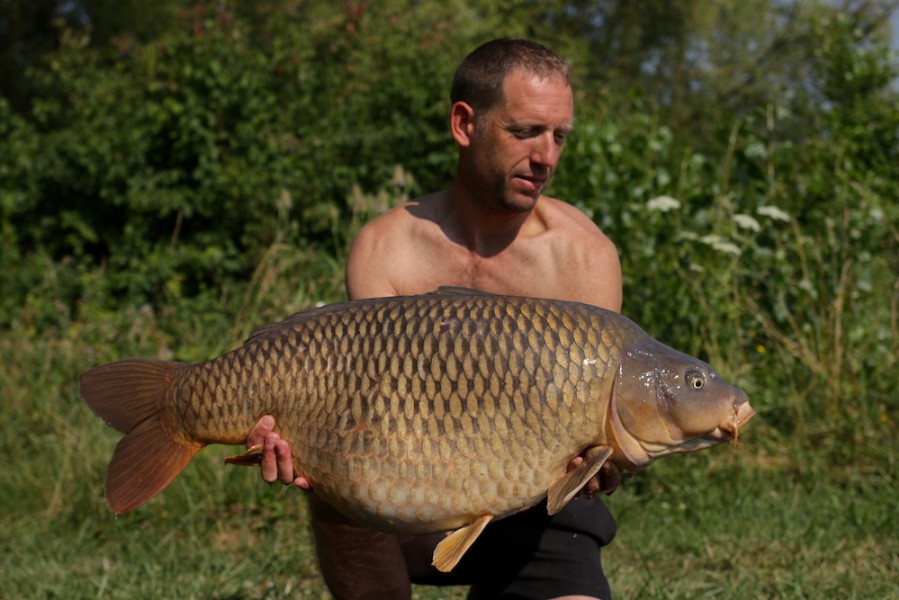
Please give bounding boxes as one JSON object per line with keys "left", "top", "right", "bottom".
{"left": 718, "top": 401, "right": 755, "bottom": 439}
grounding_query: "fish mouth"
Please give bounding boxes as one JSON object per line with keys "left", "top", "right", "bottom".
{"left": 718, "top": 400, "right": 756, "bottom": 445}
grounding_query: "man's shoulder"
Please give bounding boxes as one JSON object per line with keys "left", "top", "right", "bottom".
{"left": 355, "top": 193, "right": 444, "bottom": 240}
{"left": 350, "top": 207, "right": 415, "bottom": 260}
{"left": 538, "top": 196, "right": 615, "bottom": 248}
{"left": 534, "top": 196, "right": 621, "bottom": 307}
{"left": 347, "top": 194, "right": 444, "bottom": 273}
{"left": 346, "top": 194, "right": 451, "bottom": 299}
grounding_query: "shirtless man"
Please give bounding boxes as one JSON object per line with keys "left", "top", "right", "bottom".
{"left": 248, "top": 39, "right": 623, "bottom": 600}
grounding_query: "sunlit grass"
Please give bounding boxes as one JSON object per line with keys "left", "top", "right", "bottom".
{"left": 604, "top": 445, "right": 898, "bottom": 599}
{"left": 1, "top": 260, "right": 896, "bottom": 599}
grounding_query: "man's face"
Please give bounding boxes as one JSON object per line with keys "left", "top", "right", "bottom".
{"left": 469, "top": 69, "right": 574, "bottom": 213}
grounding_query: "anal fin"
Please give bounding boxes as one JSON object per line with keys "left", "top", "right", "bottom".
{"left": 224, "top": 443, "right": 264, "bottom": 466}
{"left": 432, "top": 514, "right": 493, "bottom": 572}
{"left": 546, "top": 446, "right": 613, "bottom": 515}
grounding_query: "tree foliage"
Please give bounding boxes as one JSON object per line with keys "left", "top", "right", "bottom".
{"left": 0, "top": 7, "right": 896, "bottom": 599}
{"left": 0, "top": 1, "right": 896, "bottom": 439}
{"left": 0, "top": 1, "right": 496, "bottom": 323}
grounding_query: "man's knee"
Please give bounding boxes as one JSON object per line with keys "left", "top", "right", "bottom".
{"left": 308, "top": 494, "right": 412, "bottom": 600}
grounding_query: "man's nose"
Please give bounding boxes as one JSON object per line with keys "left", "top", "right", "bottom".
{"left": 530, "top": 133, "right": 563, "bottom": 168}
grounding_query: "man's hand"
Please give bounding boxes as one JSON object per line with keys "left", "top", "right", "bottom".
{"left": 568, "top": 452, "right": 622, "bottom": 497}
{"left": 247, "top": 416, "right": 312, "bottom": 490}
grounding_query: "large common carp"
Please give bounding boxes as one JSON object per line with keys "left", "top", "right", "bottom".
{"left": 80, "top": 287, "right": 753, "bottom": 571}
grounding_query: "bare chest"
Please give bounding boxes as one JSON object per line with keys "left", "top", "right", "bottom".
{"left": 394, "top": 242, "right": 564, "bottom": 299}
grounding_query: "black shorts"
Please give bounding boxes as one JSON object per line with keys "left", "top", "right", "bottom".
{"left": 412, "top": 497, "right": 616, "bottom": 600}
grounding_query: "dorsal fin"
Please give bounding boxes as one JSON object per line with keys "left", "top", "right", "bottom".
{"left": 244, "top": 300, "right": 350, "bottom": 343}
{"left": 431, "top": 286, "right": 494, "bottom": 297}
{"left": 245, "top": 287, "right": 494, "bottom": 344}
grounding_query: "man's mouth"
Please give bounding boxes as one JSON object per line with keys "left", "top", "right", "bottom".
{"left": 515, "top": 175, "right": 547, "bottom": 190}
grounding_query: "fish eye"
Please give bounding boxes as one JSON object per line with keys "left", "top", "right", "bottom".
{"left": 685, "top": 369, "right": 705, "bottom": 390}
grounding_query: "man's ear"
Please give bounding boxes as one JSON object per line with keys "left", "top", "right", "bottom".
{"left": 450, "top": 101, "right": 476, "bottom": 147}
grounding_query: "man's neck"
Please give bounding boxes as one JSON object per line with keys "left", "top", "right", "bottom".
{"left": 443, "top": 185, "right": 536, "bottom": 257}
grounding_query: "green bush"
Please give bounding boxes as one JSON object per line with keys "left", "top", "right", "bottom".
{"left": 551, "top": 18, "right": 898, "bottom": 455}
{"left": 1, "top": 3, "right": 896, "bottom": 598}
{"left": 0, "top": 4, "right": 484, "bottom": 329}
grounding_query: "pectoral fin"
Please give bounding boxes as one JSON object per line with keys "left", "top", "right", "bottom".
{"left": 224, "top": 444, "right": 264, "bottom": 466}
{"left": 546, "top": 446, "right": 614, "bottom": 515}
{"left": 432, "top": 514, "right": 493, "bottom": 572}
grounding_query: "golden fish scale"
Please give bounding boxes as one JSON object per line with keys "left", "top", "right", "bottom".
{"left": 167, "top": 294, "right": 629, "bottom": 533}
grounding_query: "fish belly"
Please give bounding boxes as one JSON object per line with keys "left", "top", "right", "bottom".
{"left": 221, "top": 293, "right": 621, "bottom": 533}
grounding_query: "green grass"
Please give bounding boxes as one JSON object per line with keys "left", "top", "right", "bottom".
{"left": 604, "top": 448, "right": 897, "bottom": 598}
{"left": 2, "top": 295, "right": 896, "bottom": 599}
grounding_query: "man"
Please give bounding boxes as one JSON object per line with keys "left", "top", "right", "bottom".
{"left": 248, "top": 38, "right": 623, "bottom": 600}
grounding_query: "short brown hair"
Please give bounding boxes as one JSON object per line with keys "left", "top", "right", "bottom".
{"left": 450, "top": 38, "right": 570, "bottom": 112}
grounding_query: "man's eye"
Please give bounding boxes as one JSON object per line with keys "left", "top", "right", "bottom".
{"left": 554, "top": 132, "right": 568, "bottom": 144}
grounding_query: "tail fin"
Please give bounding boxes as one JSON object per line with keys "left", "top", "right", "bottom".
{"left": 80, "top": 359, "right": 203, "bottom": 515}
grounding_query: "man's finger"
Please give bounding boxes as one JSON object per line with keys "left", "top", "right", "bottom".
{"left": 293, "top": 476, "right": 313, "bottom": 491}
{"left": 599, "top": 462, "right": 622, "bottom": 495}
{"left": 274, "top": 438, "right": 296, "bottom": 485}
{"left": 260, "top": 432, "right": 280, "bottom": 483}
{"left": 248, "top": 415, "right": 276, "bottom": 447}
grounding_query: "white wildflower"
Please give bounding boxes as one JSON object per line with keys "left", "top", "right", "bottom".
{"left": 744, "top": 141, "right": 767, "bottom": 160}
{"left": 700, "top": 234, "right": 742, "bottom": 257}
{"left": 757, "top": 205, "right": 791, "bottom": 222}
{"left": 733, "top": 213, "right": 761, "bottom": 232}
{"left": 713, "top": 241, "right": 742, "bottom": 256}
{"left": 798, "top": 278, "right": 818, "bottom": 299}
{"left": 646, "top": 195, "right": 681, "bottom": 212}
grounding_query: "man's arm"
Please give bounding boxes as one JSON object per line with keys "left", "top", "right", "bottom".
{"left": 345, "top": 215, "right": 403, "bottom": 300}
{"left": 546, "top": 200, "right": 624, "bottom": 495}
{"left": 546, "top": 196, "right": 623, "bottom": 312}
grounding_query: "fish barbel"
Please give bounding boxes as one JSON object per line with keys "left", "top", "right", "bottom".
{"left": 80, "top": 287, "right": 754, "bottom": 571}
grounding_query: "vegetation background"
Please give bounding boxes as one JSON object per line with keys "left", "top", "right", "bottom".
{"left": 1, "top": 0, "right": 897, "bottom": 597}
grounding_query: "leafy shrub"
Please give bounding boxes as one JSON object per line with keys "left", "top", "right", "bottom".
{"left": 0, "top": 4, "right": 481, "bottom": 329}
{"left": 0, "top": 2, "right": 895, "bottom": 454}
{"left": 552, "top": 12, "right": 898, "bottom": 454}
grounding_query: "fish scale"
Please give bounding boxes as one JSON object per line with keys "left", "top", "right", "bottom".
{"left": 356, "top": 297, "right": 580, "bottom": 525}
{"left": 178, "top": 292, "right": 605, "bottom": 529}
{"left": 80, "top": 286, "right": 753, "bottom": 572}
